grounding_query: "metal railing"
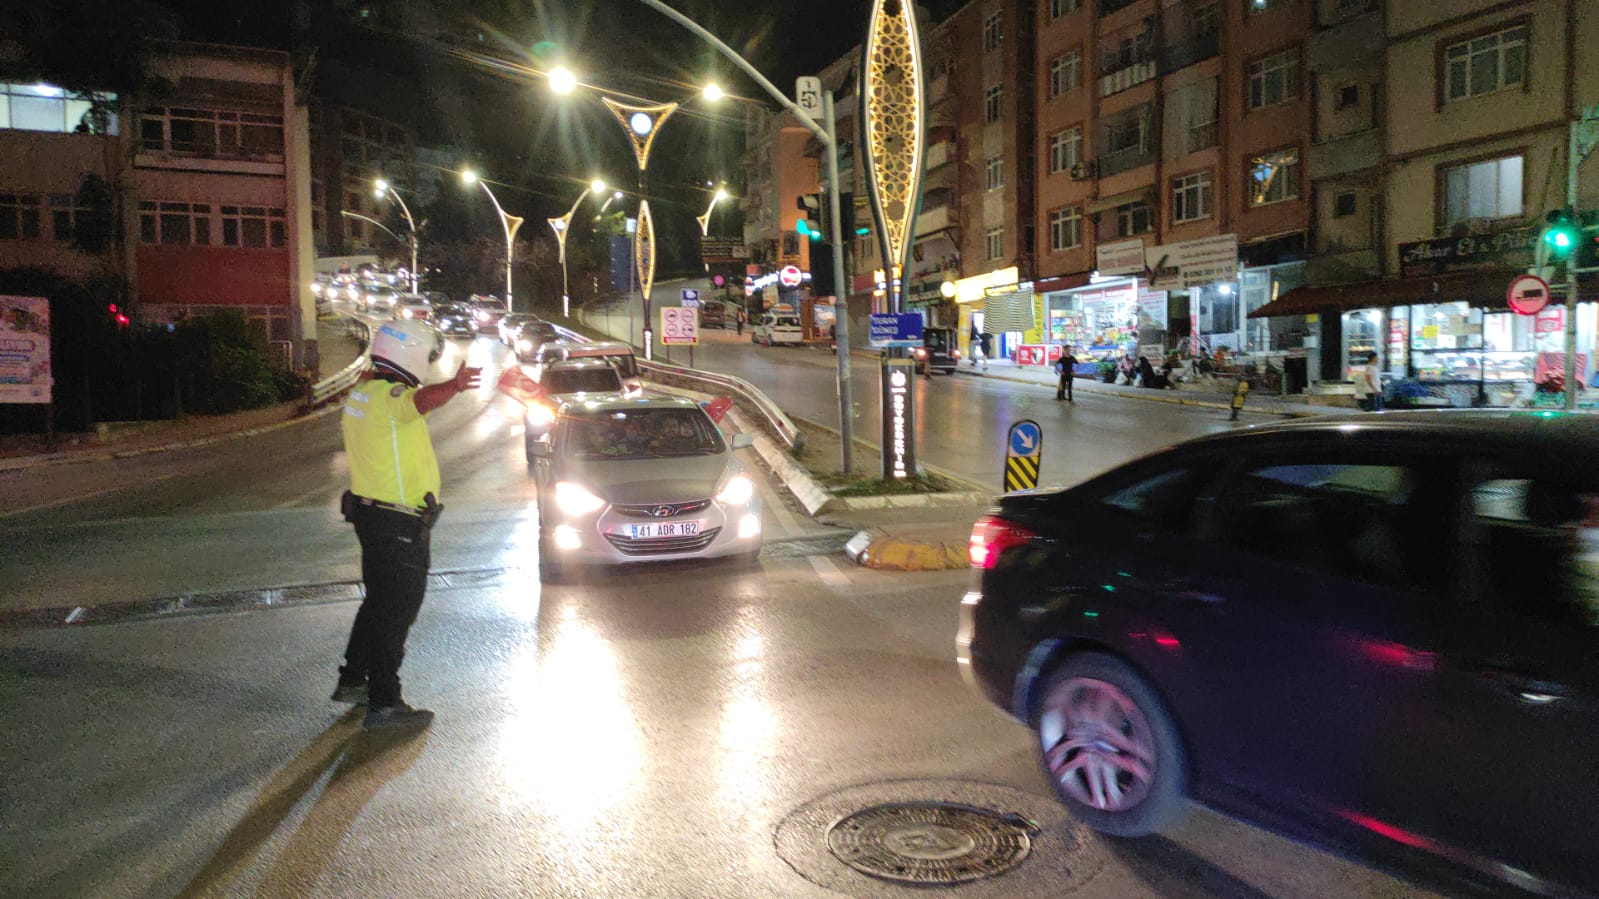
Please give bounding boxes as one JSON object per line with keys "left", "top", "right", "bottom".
{"left": 307, "top": 319, "right": 369, "bottom": 407}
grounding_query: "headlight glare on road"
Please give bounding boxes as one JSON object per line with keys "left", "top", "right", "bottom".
{"left": 738, "top": 513, "right": 761, "bottom": 539}
{"left": 715, "top": 473, "right": 754, "bottom": 505}
{"left": 554, "top": 481, "right": 605, "bottom": 516}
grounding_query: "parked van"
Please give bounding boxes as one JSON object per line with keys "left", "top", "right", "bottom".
{"left": 560, "top": 340, "right": 643, "bottom": 394}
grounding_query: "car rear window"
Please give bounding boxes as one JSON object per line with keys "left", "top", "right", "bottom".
{"left": 777, "top": 317, "right": 799, "bottom": 327}
{"left": 561, "top": 408, "right": 724, "bottom": 460}
{"left": 543, "top": 368, "right": 622, "bottom": 395}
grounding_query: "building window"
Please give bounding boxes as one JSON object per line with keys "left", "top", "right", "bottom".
{"left": 1248, "top": 48, "right": 1301, "bottom": 110}
{"left": 1048, "top": 127, "right": 1083, "bottom": 174}
{"left": 1049, "top": 206, "right": 1082, "bottom": 251}
{"left": 1336, "top": 84, "right": 1360, "bottom": 109}
{"left": 140, "top": 107, "right": 285, "bottom": 161}
{"left": 1049, "top": 51, "right": 1081, "bottom": 98}
{"left": 48, "top": 193, "right": 90, "bottom": 241}
{"left": 1249, "top": 149, "right": 1300, "bottom": 206}
{"left": 220, "top": 206, "right": 288, "bottom": 248}
{"left": 986, "top": 227, "right": 1004, "bottom": 260}
{"left": 1050, "top": 0, "right": 1081, "bottom": 18}
{"left": 0, "top": 194, "right": 43, "bottom": 240}
{"left": 985, "top": 155, "right": 1004, "bottom": 191}
{"left": 1443, "top": 155, "right": 1523, "bottom": 227}
{"left": 1171, "top": 172, "right": 1213, "bottom": 223}
{"left": 0, "top": 83, "right": 118, "bottom": 134}
{"left": 985, "top": 85, "right": 1003, "bottom": 123}
{"left": 1116, "top": 202, "right": 1154, "bottom": 237}
{"left": 139, "top": 201, "right": 213, "bottom": 245}
{"left": 1334, "top": 191, "right": 1358, "bottom": 217}
{"left": 1444, "top": 25, "right": 1527, "bottom": 102}
{"left": 984, "top": 12, "right": 1003, "bottom": 51}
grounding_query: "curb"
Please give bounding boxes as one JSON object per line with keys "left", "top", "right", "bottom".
{"left": 842, "top": 528, "right": 968, "bottom": 571}
{"left": 0, "top": 402, "right": 345, "bottom": 473}
{"left": 952, "top": 367, "right": 1323, "bottom": 418}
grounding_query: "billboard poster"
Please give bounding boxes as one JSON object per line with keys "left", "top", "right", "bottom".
{"left": 0, "top": 295, "right": 50, "bottom": 404}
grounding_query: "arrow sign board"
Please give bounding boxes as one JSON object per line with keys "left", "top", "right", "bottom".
{"left": 1507, "top": 273, "right": 1551, "bottom": 316}
{"left": 1004, "top": 419, "right": 1042, "bottom": 492}
{"left": 661, "top": 306, "right": 699, "bottom": 345}
{"left": 681, "top": 288, "right": 700, "bottom": 304}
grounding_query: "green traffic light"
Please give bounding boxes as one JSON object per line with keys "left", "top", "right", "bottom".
{"left": 1548, "top": 230, "right": 1574, "bottom": 249}
{"left": 796, "top": 218, "right": 811, "bottom": 236}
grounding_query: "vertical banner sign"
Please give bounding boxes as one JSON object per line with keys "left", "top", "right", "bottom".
{"left": 881, "top": 357, "right": 917, "bottom": 479}
{"left": 0, "top": 295, "right": 51, "bottom": 404}
{"left": 1003, "top": 420, "right": 1042, "bottom": 492}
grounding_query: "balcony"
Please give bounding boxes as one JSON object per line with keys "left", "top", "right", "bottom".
{"left": 1318, "top": 0, "right": 1377, "bottom": 28}
{"left": 927, "top": 74, "right": 951, "bottom": 105}
{"left": 1186, "top": 121, "right": 1218, "bottom": 153}
{"left": 915, "top": 204, "right": 952, "bottom": 237}
{"left": 924, "top": 135, "right": 955, "bottom": 172}
{"left": 1304, "top": 248, "right": 1379, "bottom": 285}
{"left": 1307, "top": 6, "right": 1381, "bottom": 71}
{"left": 1101, "top": 0, "right": 1139, "bottom": 15}
{"left": 1307, "top": 128, "right": 1380, "bottom": 180}
{"left": 1096, "top": 144, "right": 1155, "bottom": 178}
{"left": 1160, "top": 31, "right": 1219, "bottom": 73}
{"left": 1100, "top": 60, "right": 1157, "bottom": 97}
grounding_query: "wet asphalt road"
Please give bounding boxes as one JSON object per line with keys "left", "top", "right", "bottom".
{"left": 0, "top": 325, "right": 1449, "bottom": 897}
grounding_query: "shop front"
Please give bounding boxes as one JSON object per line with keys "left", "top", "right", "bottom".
{"left": 951, "top": 267, "right": 1030, "bottom": 361}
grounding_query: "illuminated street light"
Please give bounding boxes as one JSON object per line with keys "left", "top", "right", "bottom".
{"left": 696, "top": 185, "right": 732, "bottom": 237}
{"left": 460, "top": 169, "right": 525, "bottom": 311}
{"left": 703, "top": 83, "right": 725, "bottom": 102}
{"left": 550, "top": 179, "right": 609, "bottom": 317}
{"left": 373, "top": 177, "right": 419, "bottom": 291}
{"left": 549, "top": 65, "right": 578, "bottom": 95}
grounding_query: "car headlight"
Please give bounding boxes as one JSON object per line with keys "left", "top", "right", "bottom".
{"left": 715, "top": 473, "right": 754, "bottom": 505}
{"left": 516, "top": 338, "right": 532, "bottom": 353}
{"left": 402, "top": 308, "right": 414, "bottom": 318}
{"left": 914, "top": 347, "right": 927, "bottom": 359}
{"left": 311, "top": 282, "right": 322, "bottom": 295}
{"left": 526, "top": 403, "right": 554, "bottom": 429}
{"left": 554, "top": 481, "right": 606, "bottom": 516}
{"left": 953, "top": 349, "right": 962, "bottom": 359}
{"left": 439, "top": 318, "right": 452, "bottom": 327}
{"left": 476, "top": 310, "right": 489, "bottom": 321}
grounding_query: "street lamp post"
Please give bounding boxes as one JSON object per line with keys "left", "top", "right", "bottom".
{"left": 549, "top": 179, "right": 607, "bottom": 318}
{"left": 461, "top": 169, "right": 525, "bottom": 312}
{"left": 373, "top": 178, "right": 419, "bottom": 292}
{"left": 696, "top": 187, "right": 730, "bottom": 237}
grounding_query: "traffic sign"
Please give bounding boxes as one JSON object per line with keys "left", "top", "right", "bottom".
{"left": 681, "top": 288, "right": 700, "bottom": 303}
{"left": 661, "top": 306, "right": 699, "bottom": 345}
{"left": 1507, "top": 273, "right": 1551, "bottom": 316}
{"left": 796, "top": 76, "right": 823, "bottom": 117}
{"left": 779, "top": 265, "right": 803, "bottom": 288}
{"left": 1004, "top": 420, "right": 1042, "bottom": 492}
{"left": 868, "top": 313, "right": 924, "bottom": 348}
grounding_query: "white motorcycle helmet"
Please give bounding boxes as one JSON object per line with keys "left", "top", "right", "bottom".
{"left": 370, "top": 320, "right": 433, "bottom": 386}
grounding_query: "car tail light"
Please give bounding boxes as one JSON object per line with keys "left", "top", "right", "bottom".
{"left": 969, "top": 516, "right": 1036, "bottom": 569}
{"left": 952, "top": 349, "right": 961, "bottom": 359}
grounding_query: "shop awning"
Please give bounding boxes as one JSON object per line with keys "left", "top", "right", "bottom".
{"left": 983, "top": 288, "right": 1036, "bottom": 332}
{"left": 1087, "top": 187, "right": 1154, "bottom": 214}
{"left": 1249, "top": 269, "right": 1525, "bottom": 318}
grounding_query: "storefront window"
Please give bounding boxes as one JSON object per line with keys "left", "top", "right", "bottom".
{"left": 1046, "top": 284, "right": 1139, "bottom": 355}
{"left": 1409, "top": 301, "right": 1485, "bottom": 382}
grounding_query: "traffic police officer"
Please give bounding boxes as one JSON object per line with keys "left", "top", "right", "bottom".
{"left": 333, "top": 319, "right": 480, "bottom": 730}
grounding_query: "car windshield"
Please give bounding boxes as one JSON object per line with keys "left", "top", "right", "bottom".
{"left": 543, "top": 368, "right": 622, "bottom": 395}
{"left": 561, "top": 408, "right": 724, "bottom": 460}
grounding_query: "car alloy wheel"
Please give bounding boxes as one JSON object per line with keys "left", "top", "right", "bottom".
{"left": 1033, "top": 654, "right": 1186, "bottom": 836}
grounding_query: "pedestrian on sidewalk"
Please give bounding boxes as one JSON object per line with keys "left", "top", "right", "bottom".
{"left": 1055, "top": 347, "right": 1077, "bottom": 402}
{"left": 736, "top": 306, "right": 746, "bottom": 335}
{"left": 334, "top": 319, "right": 481, "bottom": 731}
{"left": 1354, "top": 351, "right": 1383, "bottom": 412}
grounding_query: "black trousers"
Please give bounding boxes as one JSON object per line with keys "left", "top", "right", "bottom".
{"left": 341, "top": 506, "right": 431, "bottom": 707}
{"left": 1057, "top": 371, "right": 1073, "bottom": 401}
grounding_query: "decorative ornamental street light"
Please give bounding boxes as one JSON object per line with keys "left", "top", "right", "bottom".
{"left": 461, "top": 169, "right": 525, "bottom": 311}
{"left": 697, "top": 187, "right": 731, "bottom": 237}
{"left": 549, "top": 178, "right": 608, "bottom": 318}
{"left": 373, "top": 178, "right": 419, "bottom": 292}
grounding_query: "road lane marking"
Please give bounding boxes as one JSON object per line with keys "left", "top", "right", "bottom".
{"left": 808, "top": 554, "right": 851, "bottom": 589}
{"left": 759, "top": 478, "right": 803, "bottom": 536}
{"left": 0, "top": 474, "right": 176, "bottom": 520}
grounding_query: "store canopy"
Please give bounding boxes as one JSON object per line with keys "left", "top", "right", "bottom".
{"left": 1250, "top": 269, "right": 1525, "bottom": 318}
{"left": 1087, "top": 187, "right": 1154, "bottom": 214}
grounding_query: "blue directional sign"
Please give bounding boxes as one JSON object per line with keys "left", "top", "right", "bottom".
{"left": 681, "top": 288, "right": 700, "bottom": 303}
{"left": 868, "top": 313, "right": 925, "bottom": 348}
{"left": 1004, "top": 419, "right": 1043, "bottom": 492}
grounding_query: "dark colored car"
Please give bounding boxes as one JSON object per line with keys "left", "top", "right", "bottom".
{"left": 913, "top": 326, "right": 961, "bottom": 375}
{"left": 958, "top": 411, "right": 1599, "bottom": 898}
{"left": 513, "top": 320, "right": 560, "bottom": 359}
{"left": 698, "top": 301, "right": 726, "bottom": 329}
{"left": 431, "top": 303, "right": 476, "bottom": 337}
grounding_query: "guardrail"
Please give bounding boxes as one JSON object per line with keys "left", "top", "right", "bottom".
{"left": 550, "top": 322, "right": 805, "bottom": 454}
{"left": 306, "top": 319, "right": 370, "bottom": 407}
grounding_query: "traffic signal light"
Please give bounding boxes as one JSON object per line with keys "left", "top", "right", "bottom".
{"left": 795, "top": 193, "right": 825, "bottom": 242}
{"left": 1544, "top": 209, "right": 1580, "bottom": 260}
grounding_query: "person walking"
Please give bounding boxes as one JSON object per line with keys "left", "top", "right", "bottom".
{"left": 1355, "top": 351, "right": 1384, "bottom": 411}
{"left": 1055, "top": 347, "right": 1077, "bottom": 402}
{"left": 334, "top": 319, "right": 481, "bottom": 731}
{"left": 736, "top": 306, "right": 746, "bottom": 335}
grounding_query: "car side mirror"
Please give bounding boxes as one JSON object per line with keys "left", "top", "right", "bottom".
{"left": 731, "top": 433, "right": 755, "bottom": 449}
{"left": 530, "top": 441, "right": 552, "bottom": 458}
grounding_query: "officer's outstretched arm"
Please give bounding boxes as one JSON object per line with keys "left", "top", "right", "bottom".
{"left": 415, "top": 363, "right": 482, "bottom": 415}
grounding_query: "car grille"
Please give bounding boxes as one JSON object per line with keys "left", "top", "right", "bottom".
{"left": 604, "top": 527, "right": 721, "bottom": 556}
{"left": 612, "top": 499, "right": 712, "bottom": 519}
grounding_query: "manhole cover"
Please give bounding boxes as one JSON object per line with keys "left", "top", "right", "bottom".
{"left": 826, "top": 801, "right": 1034, "bottom": 884}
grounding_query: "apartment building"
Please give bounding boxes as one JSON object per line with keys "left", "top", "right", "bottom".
{"left": 739, "top": 104, "right": 820, "bottom": 311}
{"left": 1263, "top": 0, "right": 1599, "bottom": 401}
{"left": 310, "top": 104, "right": 417, "bottom": 256}
{"left": 0, "top": 42, "right": 319, "bottom": 370}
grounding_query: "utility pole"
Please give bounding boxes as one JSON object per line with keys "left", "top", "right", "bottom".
{"left": 1563, "top": 105, "right": 1599, "bottom": 410}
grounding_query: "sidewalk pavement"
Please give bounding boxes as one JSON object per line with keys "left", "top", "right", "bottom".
{"left": 0, "top": 317, "right": 365, "bottom": 471}
{"left": 951, "top": 358, "right": 1334, "bottom": 418}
